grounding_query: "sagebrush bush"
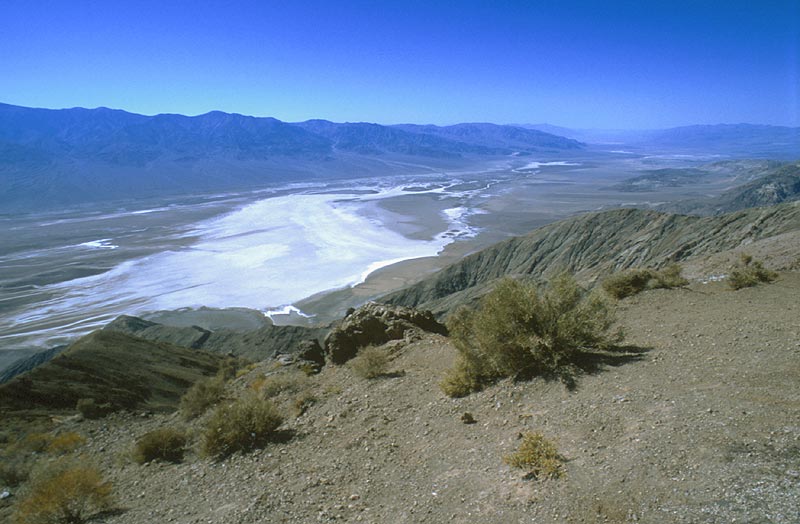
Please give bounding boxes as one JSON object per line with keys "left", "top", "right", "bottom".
{"left": 132, "top": 428, "right": 187, "bottom": 464}
{"left": 13, "top": 459, "right": 112, "bottom": 524}
{"left": 292, "top": 391, "right": 317, "bottom": 417}
{"left": 503, "top": 431, "right": 564, "bottom": 480}
{"left": 254, "top": 371, "right": 310, "bottom": 398}
{"left": 348, "top": 346, "right": 390, "bottom": 379}
{"left": 651, "top": 263, "right": 689, "bottom": 289}
{"left": 443, "top": 275, "right": 620, "bottom": 397}
{"left": 180, "top": 376, "right": 225, "bottom": 420}
{"left": 46, "top": 432, "right": 86, "bottom": 455}
{"left": 76, "top": 398, "right": 113, "bottom": 419}
{"left": 602, "top": 264, "right": 688, "bottom": 299}
{"left": 728, "top": 254, "right": 778, "bottom": 290}
{"left": 0, "top": 454, "right": 31, "bottom": 487}
{"left": 201, "top": 395, "right": 283, "bottom": 458}
{"left": 439, "top": 359, "right": 485, "bottom": 398}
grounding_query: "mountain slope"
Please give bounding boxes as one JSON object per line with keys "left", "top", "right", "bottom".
{"left": 0, "top": 103, "right": 582, "bottom": 210}
{"left": 662, "top": 162, "right": 800, "bottom": 215}
{"left": 0, "top": 330, "right": 224, "bottom": 413}
{"left": 383, "top": 202, "right": 800, "bottom": 314}
{"left": 393, "top": 122, "right": 583, "bottom": 151}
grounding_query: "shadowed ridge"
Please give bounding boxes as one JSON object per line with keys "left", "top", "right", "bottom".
{"left": 0, "top": 330, "right": 224, "bottom": 414}
{"left": 383, "top": 202, "right": 800, "bottom": 315}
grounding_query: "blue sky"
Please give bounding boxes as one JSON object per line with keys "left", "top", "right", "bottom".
{"left": 1, "top": 0, "right": 798, "bottom": 128}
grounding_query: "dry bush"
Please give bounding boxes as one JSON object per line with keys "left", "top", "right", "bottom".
{"left": 180, "top": 376, "right": 225, "bottom": 420}
{"left": 729, "top": 254, "right": 778, "bottom": 290}
{"left": 651, "top": 263, "right": 689, "bottom": 289}
{"left": 12, "top": 459, "right": 112, "bottom": 524}
{"left": 201, "top": 395, "right": 283, "bottom": 458}
{"left": 46, "top": 432, "right": 86, "bottom": 455}
{"left": 439, "top": 359, "right": 486, "bottom": 398}
{"left": 75, "top": 398, "right": 114, "bottom": 419}
{"left": 443, "top": 275, "right": 620, "bottom": 397}
{"left": 255, "top": 371, "right": 310, "bottom": 398}
{"left": 0, "top": 453, "right": 32, "bottom": 487}
{"left": 216, "top": 357, "right": 242, "bottom": 381}
{"left": 15, "top": 433, "right": 53, "bottom": 453}
{"left": 348, "top": 346, "right": 390, "bottom": 379}
{"left": 503, "top": 431, "right": 564, "bottom": 480}
{"left": 292, "top": 391, "right": 317, "bottom": 417}
{"left": 602, "top": 264, "right": 688, "bottom": 299}
{"left": 132, "top": 428, "right": 187, "bottom": 464}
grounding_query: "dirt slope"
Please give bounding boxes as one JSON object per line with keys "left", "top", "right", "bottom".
{"left": 4, "top": 272, "right": 797, "bottom": 523}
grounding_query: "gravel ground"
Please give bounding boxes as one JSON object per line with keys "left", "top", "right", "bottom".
{"left": 3, "top": 272, "right": 798, "bottom": 524}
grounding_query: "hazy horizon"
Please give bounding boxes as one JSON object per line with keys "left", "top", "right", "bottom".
{"left": 2, "top": 1, "right": 797, "bottom": 129}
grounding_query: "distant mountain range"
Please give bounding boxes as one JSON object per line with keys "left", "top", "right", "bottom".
{"left": 0, "top": 103, "right": 581, "bottom": 210}
{"left": 2, "top": 102, "right": 798, "bottom": 210}
{"left": 520, "top": 123, "right": 800, "bottom": 157}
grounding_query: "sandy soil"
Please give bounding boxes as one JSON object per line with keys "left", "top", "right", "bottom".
{"left": 5, "top": 271, "right": 797, "bottom": 524}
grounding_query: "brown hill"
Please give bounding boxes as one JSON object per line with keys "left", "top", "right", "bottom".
{"left": 0, "top": 330, "right": 224, "bottom": 415}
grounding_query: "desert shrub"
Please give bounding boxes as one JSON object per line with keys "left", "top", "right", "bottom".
{"left": 292, "top": 391, "right": 317, "bottom": 417}
{"left": 180, "top": 377, "right": 225, "bottom": 420}
{"left": 0, "top": 454, "right": 32, "bottom": 487}
{"left": 651, "top": 263, "right": 689, "bottom": 289}
{"left": 602, "top": 269, "right": 655, "bottom": 299}
{"left": 201, "top": 395, "right": 283, "bottom": 458}
{"left": 216, "top": 357, "right": 241, "bottom": 381}
{"left": 728, "top": 254, "right": 778, "bottom": 290}
{"left": 348, "top": 346, "right": 390, "bottom": 379}
{"left": 46, "top": 432, "right": 86, "bottom": 455}
{"left": 16, "top": 433, "right": 53, "bottom": 453}
{"left": 443, "top": 275, "right": 620, "bottom": 397}
{"left": 504, "top": 431, "right": 564, "bottom": 480}
{"left": 255, "top": 371, "right": 310, "bottom": 398}
{"left": 602, "top": 264, "right": 688, "bottom": 299}
{"left": 439, "top": 359, "right": 486, "bottom": 398}
{"left": 76, "top": 398, "right": 113, "bottom": 419}
{"left": 12, "top": 459, "right": 112, "bottom": 524}
{"left": 132, "top": 427, "right": 187, "bottom": 464}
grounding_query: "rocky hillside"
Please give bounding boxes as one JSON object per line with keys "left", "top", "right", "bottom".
{"left": 103, "top": 315, "right": 326, "bottom": 363}
{"left": 0, "top": 330, "right": 224, "bottom": 414}
{"left": 662, "top": 161, "right": 800, "bottom": 215}
{"left": 383, "top": 202, "right": 800, "bottom": 315}
{"left": 1, "top": 272, "right": 797, "bottom": 523}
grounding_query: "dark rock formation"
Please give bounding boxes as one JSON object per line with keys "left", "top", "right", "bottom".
{"left": 324, "top": 303, "right": 447, "bottom": 364}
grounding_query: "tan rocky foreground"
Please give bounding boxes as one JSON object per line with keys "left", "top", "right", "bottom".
{"left": 4, "top": 272, "right": 797, "bottom": 523}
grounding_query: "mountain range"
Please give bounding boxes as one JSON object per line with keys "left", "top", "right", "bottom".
{"left": 3, "top": 102, "right": 799, "bottom": 210}
{"left": 521, "top": 123, "right": 800, "bottom": 157}
{"left": 0, "top": 103, "right": 581, "bottom": 210}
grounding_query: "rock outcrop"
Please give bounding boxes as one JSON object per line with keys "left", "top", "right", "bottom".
{"left": 323, "top": 303, "right": 447, "bottom": 364}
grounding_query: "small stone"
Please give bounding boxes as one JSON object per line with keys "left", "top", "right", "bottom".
{"left": 461, "top": 412, "right": 476, "bottom": 424}
{"left": 349, "top": 494, "right": 360, "bottom": 501}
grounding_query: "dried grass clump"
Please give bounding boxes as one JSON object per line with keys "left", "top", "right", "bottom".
{"left": 180, "top": 377, "right": 225, "bottom": 420}
{"left": 201, "top": 395, "right": 283, "bottom": 458}
{"left": 503, "top": 432, "right": 564, "bottom": 480}
{"left": 728, "top": 254, "right": 778, "bottom": 290}
{"left": 442, "top": 275, "right": 620, "bottom": 397}
{"left": 348, "top": 346, "right": 390, "bottom": 379}
{"left": 255, "top": 371, "right": 311, "bottom": 398}
{"left": 46, "top": 432, "right": 86, "bottom": 455}
{"left": 602, "top": 264, "right": 688, "bottom": 299}
{"left": 12, "top": 459, "right": 112, "bottom": 524}
{"left": 132, "top": 428, "right": 188, "bottom": 464}
{"left": 75, "top": 398, "right": 113, "bottom": 419}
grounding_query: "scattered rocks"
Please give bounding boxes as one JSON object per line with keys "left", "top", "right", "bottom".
{"left": 323, "top": 303, "right": 447, "bottom": 364}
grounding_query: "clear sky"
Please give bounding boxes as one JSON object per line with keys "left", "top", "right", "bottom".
{"left": 1, "top": 0, "right": 798, "bottom": 128}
